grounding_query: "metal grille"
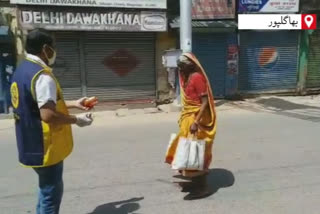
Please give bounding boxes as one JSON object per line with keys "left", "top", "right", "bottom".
{"left": 83, "top": 32, "right": 156, "bottom": 101}
{"left": 239, "top": 31, "right": 299, "bottom": 92}
{"left": 53, "top": 32, "right": 82, "bottom": 100}
{"left": 306, "top": 30, "right": 320, "bottom": 89}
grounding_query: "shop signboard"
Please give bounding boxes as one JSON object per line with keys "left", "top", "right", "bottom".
{"left": 18, "top": 8, "right": 167, "bottom": 32}
{"left": 238, "top": 0, "right": 299, "bottom": 13}
{"left": 192, "top": 0, "right": 235, "bottom": 19}
{"left": 11, "top": 0, "right": 166, "bottom": 9}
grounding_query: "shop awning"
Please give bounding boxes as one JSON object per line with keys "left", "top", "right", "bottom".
{"left": 170, "top": 18, "right": 238, "bottom": 29}
{"left": 0, "top": 26, "right": 9, "bottom": 36}
{"left": 0, "top": 26, "right": 14, "bottom": 46}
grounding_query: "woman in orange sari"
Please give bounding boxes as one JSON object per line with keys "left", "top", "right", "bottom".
{"left": 165, "top": 53, "right": 217, "bottom": 200}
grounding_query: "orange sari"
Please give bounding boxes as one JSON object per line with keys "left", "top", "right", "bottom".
{"left": 165, "top": 53, "right": 217, "bottom": 174}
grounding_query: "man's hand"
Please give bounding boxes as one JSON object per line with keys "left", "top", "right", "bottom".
{"left": 76, "top": 113, "right": 93, "bottom": 127}
{"left": 67, "top": 97, "right": 90, "bottom": 110}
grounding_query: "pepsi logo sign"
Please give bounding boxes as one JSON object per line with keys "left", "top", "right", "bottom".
{"left": 258, "top": 47, "right": 279, "bottom": 70}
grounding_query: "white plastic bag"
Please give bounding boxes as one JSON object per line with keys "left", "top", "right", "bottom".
{"left": 172, "top": 137, "right": 190, "bottom": 170}
{"left": 187, "top": 138, "right": 205, "bottom": 170}
{"left": 172, "top": 137, "right": 206, "bottom": 171}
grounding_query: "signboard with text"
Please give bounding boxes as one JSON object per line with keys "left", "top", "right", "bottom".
{"left": 238, "top": 14, "right": 317, "bottom": 30}
{"left": 238, "top": 0, "right": 299, "bottom": 13}
{"left": 192, "top": 0, "right": 235, "bottom": 19}
{"left": 11, "top": 0, "right": 166, "bottom": 9}
{"left": 18, "top": 8, "right": 167, "bottom": 32}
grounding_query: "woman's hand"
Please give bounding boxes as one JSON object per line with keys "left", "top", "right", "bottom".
{"left": 190, "top": 122, "right": 199, "bottom": 134}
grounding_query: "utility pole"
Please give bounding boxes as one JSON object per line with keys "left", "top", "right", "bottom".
{"left": 180, "top": 0, "right": 192, "bottom": 53}
{"left": 173, "top": 0, "right": 192, "bottom": 106}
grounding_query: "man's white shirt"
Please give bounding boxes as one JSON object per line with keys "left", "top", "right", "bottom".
{"left": 26, "top": 54, "right": 57, "bottom": 108}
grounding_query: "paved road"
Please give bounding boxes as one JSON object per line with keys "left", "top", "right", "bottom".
{"left": 0, "top": 106, "right": 320, "bottom": 214}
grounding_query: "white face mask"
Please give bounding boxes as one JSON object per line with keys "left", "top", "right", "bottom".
{"left": 43, "top": 45, "right": 56, "bottom": 66}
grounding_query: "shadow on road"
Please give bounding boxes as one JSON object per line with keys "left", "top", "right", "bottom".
{"left": 207, "top": 168, "right": 235, "bottom": 195}
{"left": 216, "top": 100, "right": 229, "bottom": 107}
{"left": 256, "top": 97, "right": 319, "bottom": 111}
{"left": 174, "top": 168, "right": 235, "bottom": 200}
{"left": 88, "top": 197, "right": 144, "bottom": 214}
{"left": 255, "top": 97, "right": 320, "bottom": 122}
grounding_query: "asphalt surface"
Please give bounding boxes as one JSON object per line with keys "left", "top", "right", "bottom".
{"left": 0, "top": 104, "right": 320, "bottom": 214}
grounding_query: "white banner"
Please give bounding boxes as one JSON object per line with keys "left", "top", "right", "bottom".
{"left": 238, "top": 14, "right": 317, "bottom": 30}
{"left": 238, "top": 0, "right": 299, "bottom": 12}
{"left": 10, "top": 0, "right": 166, "bottom": 9}
{"left": 19, "top": 9, "right": 167, "bottom": 32}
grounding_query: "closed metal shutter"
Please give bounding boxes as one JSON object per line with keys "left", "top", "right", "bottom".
{"left": 83, "top": 32, "right": 156, "bottom": 101}
{"left": 193, "top": 33, "right": 229, "bottom": 98}
{"left": 53, "top": 32, "right": 82, "bottom": 100}
{"left": 306, "top": 30, "right": 320, "bottom": 88}
{"left": 239, "top": 31, "right": 299, "bottom": 92}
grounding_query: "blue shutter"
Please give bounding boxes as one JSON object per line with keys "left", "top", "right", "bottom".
{"left": 239, "top": 31, "right": 299, "bottom": 92}
{"left": 193, "top": 33, "right": 230, "bottom": 98}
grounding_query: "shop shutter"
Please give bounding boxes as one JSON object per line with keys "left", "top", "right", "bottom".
{"left": 193, "top": 33, "right": 228, "bottom": 98}
{"left": 83, "top": 32, "right": 156, "bottom": 101}
{"left": 239, "top": 31, "right": 299, "bottom": 92}
{"left": 306, "top": 30, "right": 320, "bottom": 88}
{"left": 53, "top": 32, "right": 82, "bottom": 100}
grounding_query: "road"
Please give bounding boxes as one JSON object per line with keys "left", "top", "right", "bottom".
{"left": 0, "top": 100, "right": 320, "bottom": 214}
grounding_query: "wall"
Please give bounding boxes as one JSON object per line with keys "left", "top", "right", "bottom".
{"left": 155, "top": 31, "right": 177, "bottom": 103}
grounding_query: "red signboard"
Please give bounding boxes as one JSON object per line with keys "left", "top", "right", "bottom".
{"left": 103, "top": 49, "right": 140, "bottom": 77}
{"left": 192, "top": 0, "right": 235, "bottom": 20}
{"left": 227, "top": 45, "right": 238, "bottom": 75}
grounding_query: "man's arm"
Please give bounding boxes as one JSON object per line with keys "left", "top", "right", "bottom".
{"left": 36, "top": 74, "right": 93, "bottom": 126}
{"left": 40, "top": 101, "right": 77, "bottom": 124}
{"left": 65, "top": 99, "right": 89, "bottom": 110}
{"left": 65, "top": 100, "right": 77, "bottom": 109}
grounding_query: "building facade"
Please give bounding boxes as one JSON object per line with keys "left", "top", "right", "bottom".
{"left": 2, "top": 0, "right": 320, "bottom": 112}
{"left": 238, "top": 0, "right": 301, "bottom": 94}
{"left": 299, "top": 0, "right": 320, "bottom": 92}
{"left": 8, "top": 0, "right": 176, "bottom": 104}
{"left": 171, "top": 0, "right": 238, "bottom": 98}
{"left": 0, "top": 2, "right": 17, "bottom": 113}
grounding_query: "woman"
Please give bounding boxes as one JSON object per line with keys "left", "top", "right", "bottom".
{"left": 165, "top": 53, "right": 217, "bottom": 200}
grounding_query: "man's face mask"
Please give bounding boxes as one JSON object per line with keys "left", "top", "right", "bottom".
{"left": 43, "top": 45, "right": 56, "bottom": 66}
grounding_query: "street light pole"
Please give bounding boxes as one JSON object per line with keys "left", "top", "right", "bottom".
{"left": 180, "top": 0, "right": 192, "bottom": 53}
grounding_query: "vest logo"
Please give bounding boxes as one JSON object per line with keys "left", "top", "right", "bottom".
{"left": 11, "top": 82, "right": 19, "bottom": 109}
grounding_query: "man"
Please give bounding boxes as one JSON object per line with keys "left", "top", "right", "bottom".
{"left": 10, "top": 29, "right": 94, "bottom": 214}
